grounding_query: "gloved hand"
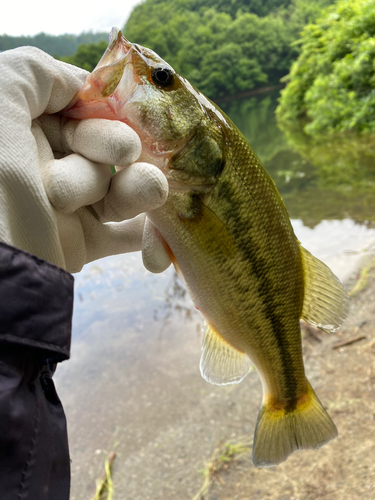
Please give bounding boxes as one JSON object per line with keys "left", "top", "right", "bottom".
{"left": 0, "top": 46, "right": 172, "bottom": 273}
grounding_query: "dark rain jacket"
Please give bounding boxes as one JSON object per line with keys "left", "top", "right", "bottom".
{"left": 0, "top": 242, "right": 73, "bottom": 500}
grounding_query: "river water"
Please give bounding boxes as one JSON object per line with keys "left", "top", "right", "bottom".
{"left": 55, "top": 91, "right": 375, "bottom": 499}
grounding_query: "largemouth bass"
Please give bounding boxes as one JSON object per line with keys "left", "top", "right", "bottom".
{"left": 63, "top": 28, "right": 348, "bottom": 467}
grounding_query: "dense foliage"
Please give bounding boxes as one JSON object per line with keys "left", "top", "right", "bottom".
{"left": 0, "top": 32, "right": 108, "bottom": 57}
{"left": 128, "top": 0, "right": 293, "bottom": 23}
{"left": 124, "top": 0, "right": 333, "bottom": 99}
{"left": 61, "top": 41, "right": 108, "bottom": 71}
{"left": 276, "top": 0, "right": 375, "bottom": 135}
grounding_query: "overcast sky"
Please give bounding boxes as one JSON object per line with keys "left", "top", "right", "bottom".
{"left": 1, "top": 0, "right": 144, "bottom": 36}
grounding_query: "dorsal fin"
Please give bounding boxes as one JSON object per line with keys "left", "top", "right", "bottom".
{"left": 300, "top": 245, "right": 349, "bottom": 332}
{"left": 200, "top": 322, "right": 251, "bottom": 385}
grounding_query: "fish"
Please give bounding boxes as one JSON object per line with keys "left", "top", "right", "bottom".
{"left": 62, "top": 28, "right": 349, "bottom": 467}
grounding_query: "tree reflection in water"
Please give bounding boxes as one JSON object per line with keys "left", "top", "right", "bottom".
{"left": 222, "top": 90, "right": 375, "bottom": 228}
{"left": 153, "top": 271, "right": 202, "bottom": 344}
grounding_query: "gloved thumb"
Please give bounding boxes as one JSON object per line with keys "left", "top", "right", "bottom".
{"left": 92, "top": 163, "right": 169, "bottom": 222}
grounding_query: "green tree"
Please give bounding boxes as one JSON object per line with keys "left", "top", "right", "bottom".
{"left": 125, "top": 0, "right": 333, "bottom": 100}
{"left": 52, "top": 0, "right": 333, "bottom": 99}
{"left": 276, "top": 0, "right": 375, "bottom": 135}
{"left": 61, "top": 40, "right": 108, "bottom": 72}
{"left": 0, "top": 32, "right": 108, "bottom": 57}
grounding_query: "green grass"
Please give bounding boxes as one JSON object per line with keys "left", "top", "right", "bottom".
{"left": 192, "top": 438, "right": 252, "bottom": 500}
{"left": 90, "top": 452, "right": 116, "bottom": 500}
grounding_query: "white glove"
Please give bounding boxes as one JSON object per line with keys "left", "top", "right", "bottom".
{"left": 0, "top": 46, "right": 171, "bottom": 273}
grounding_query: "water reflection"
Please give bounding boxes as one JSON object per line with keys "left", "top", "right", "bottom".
{"left": 56, "top": 254, "right": 207, "bottom": 500}
{"left": 291, "top": 218, "right": 375, "bottom": 282}
{"left": 221, "top": 91, "right": 286, "bottom": 163}
{"left": 222, "top": 92, "right": 375, "bottom": 227}
{"left": 72, "top": 253, "right": 201, "bottom": 342}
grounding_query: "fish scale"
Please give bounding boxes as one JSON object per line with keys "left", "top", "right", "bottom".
{"left": 207, "top": 141, "right": 305, "bottom": 397}
{"left": 62, "top": 27, "right": 349, "bottom": 468}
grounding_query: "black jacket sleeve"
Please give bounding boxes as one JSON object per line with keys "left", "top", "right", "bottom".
{"left": 0, "top": 242, "right": 74, "bottom": 500}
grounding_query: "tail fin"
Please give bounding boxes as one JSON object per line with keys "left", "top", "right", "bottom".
{"left": 252, "top": 382, "right": 337, "bottom": 468}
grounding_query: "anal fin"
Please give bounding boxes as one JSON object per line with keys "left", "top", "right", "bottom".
{"left": 300, "top": 245, "right": 349, "bottom": 332}
{"left": 200, "top": 322, "right": 251, "bottom": 385}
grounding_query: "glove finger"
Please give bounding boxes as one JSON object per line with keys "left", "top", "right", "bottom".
{"left": 142, "top": 218, "right": 172, "bottom": 273}
{"left": 38, "top": 114, "right": 65, "bottom": 154}
{"left": 92, "top": 162, "right": 168, "bottom": 223}
{"left": 0, "top": 47, "right": 87, "bottom": 120}
{"left": 54, "top": 210, "right": 86, "bottom": 273}
{"left": 62, "top": 118, "right": 142, "bottom": 167}
{"left": 77, "top": 209, "right": 146, "bottom": 264}
{"left": 43, "top": 154, "right": 112, "bottom": 214}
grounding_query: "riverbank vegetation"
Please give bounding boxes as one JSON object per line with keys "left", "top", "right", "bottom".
{"left": 0, "top": 32, "right": 108, "bottom": 57}
{"left": 125, "top": 0, "right": 333, "bottom": 99}
{"left": 3, "top": 0, "right": 373, "bottom": 136}
{"left": 276, "top": 0, "right": 375, "bottom": 135}
{"left": 44, "top": 0, "right": 333, "bottom": 95}
{"left": 60, "top": 40, "right": 108, "bottom": 71}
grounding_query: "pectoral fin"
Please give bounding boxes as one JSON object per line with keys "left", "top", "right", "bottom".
{"left": 300, "top": 245, "right": 349, "bottom": 332}
{"left": 200, "top": 322, "right": 251, "bottom": 385}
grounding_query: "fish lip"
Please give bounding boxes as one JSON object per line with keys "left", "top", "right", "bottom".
{"left": 61, "top": 29, "right": 189, "bottom": 164}
{"left": 108, "top": 27, "right": 131, "bottom": 52}
{"left": 61, "top": 28, "right": 134, "bottom": 116}
{"left": 63, "top": 28, "right": 173, "bottom": 119}
{"left": 99, "top": 28, "right": 132, "bottom": 68}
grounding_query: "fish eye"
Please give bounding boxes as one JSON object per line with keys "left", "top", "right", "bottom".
{"left": 151, "top": 67, "right": 174, "bottom": 87}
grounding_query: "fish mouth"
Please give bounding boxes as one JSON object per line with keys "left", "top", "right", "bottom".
{"left": 107, "top": 27, "right": 131, "bottom": 57}
{"left": 61, "top": 29, "right": 184, "bottom": 170}
{"left": 62, "top": 28, "right": 138, "bottom": 120}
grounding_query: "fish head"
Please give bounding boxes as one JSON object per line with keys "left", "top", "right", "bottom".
{"left": 63, "top": 28, "right": 227, "bottom": 186}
